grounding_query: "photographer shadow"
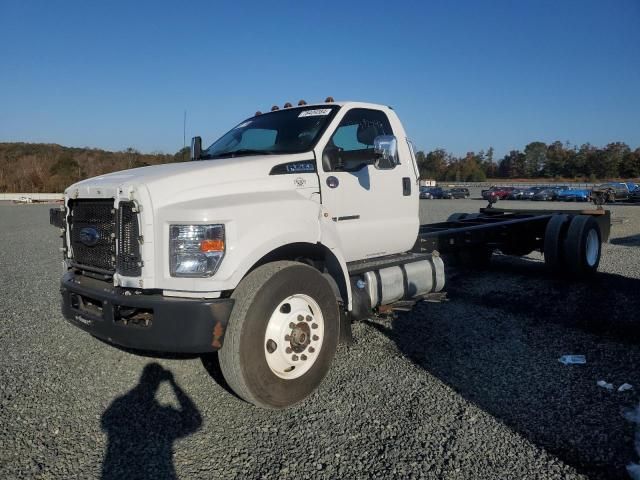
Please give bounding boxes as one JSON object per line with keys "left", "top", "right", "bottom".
{"left": 101, "top": 363, "right": 202, "bottom": 480}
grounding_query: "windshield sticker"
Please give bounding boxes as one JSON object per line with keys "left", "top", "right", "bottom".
{"left": 234, "top": 121, "right": 252, "bottom": 129}
{"left": 298, "top": 109, "right": 332, "bottom": 118}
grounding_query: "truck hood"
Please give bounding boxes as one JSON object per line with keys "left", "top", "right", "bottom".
{"left": 65, "top": 153, "right": 318, "bottom": 207}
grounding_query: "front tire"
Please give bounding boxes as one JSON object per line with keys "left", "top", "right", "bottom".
{"left": 219, "top": 261, "right": 340, "bottom": 408}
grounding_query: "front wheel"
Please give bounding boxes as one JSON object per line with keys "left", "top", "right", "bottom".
{"left": 219, "top": 261, "right": 340, "bottom": 408}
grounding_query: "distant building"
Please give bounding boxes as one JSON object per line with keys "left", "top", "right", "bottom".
{"left": 419, "top": 179, "right": 437, "bottom": 187}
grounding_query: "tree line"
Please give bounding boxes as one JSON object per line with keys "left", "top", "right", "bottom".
{"left": 0, "top": 143, "right": 190, "bottom": 193}
{"left": 0, "top": 141, "right": 638, "bottom": 193}
{"left": 415, "top": 141, "right": 640, "bottom": 182}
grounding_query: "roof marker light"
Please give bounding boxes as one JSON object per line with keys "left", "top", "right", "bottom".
{"left": 325, "top": 96, "right": 334, "bottom": 103}
{"left": 255, "top": 111, "right": 262, "bottom": 116}
{"left": 298, "top": 99, "right": 307, "bottom": 106}
{"left": 283, "top": 102, "right": 292, "bottom": 108}
{"left": 271, "top": 105, "right": 280, "bottom": 111}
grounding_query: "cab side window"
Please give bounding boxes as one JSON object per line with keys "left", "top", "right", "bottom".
{"left": 322, "top": 109, "right": 394, "bottom": 172}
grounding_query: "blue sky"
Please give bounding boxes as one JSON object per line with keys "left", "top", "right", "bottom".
{"left": 1, "top": 0, "right": 638, "bottom": 158}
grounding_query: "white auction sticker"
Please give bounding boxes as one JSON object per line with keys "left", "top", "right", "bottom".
{"left": 298, "top": 109, "right": 332, "bottom": 117}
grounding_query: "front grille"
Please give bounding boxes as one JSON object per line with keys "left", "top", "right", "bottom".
{"left": 117, "top": 201, "right": 142, "bottom": 276}
{"left": 68, "top": 199, "right": 142, "bottom": 276}
{"left": 69, "top": 200, "right": 115, "bottom": 272}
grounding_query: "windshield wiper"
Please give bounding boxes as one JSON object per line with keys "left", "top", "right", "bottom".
{"left": 205, "top": 149, "right": 277, "bottom": 159}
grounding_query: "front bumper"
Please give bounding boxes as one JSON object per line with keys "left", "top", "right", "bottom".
{"left": 60, "top": 271, "right": 234, "bottom": 353}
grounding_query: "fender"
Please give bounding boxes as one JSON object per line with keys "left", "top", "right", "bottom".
{"left": 317, "top": 210, "right": 353, "bottom": 310}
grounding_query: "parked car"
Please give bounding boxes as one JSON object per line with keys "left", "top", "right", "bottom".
{"left": 542, "top": 186, "right": 567, "bottom": 201}
{"left": 449, "top": 187, "right": 470, "bottom": 198}
{"left": 593, "top": 182, "right": 631, "bottom": 201}
{"left": 532, "top": 188, "right": 557, "bottom": 201}
{"left": 507, "top": 188, "right": 526, "bottom": 200}
{"left": 421, "top": 187, "right": 451, "bottom": 199}
{"left": 519, "top": 187, "right": 544, "bottom": 200}
{"left": 556, "top": 188, "right": 591, "bottom": 202}
{"left": 447, "top": 188, "right": 468, "bottom": 199}
{"left": 481, "top": 186, "right": 515, "bottom": 200}
{"left": 419, "top": 186, "right": 433, "bottom": 199}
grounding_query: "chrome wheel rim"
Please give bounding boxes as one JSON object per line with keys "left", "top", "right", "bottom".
{"left": 585, "top": 229, "right": 599, "bottom": 267}
{"left": 264, "top": 294, "right": 324, "bottom": 380}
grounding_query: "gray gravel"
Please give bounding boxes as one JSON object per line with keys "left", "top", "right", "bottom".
{"left": 1, "top": 198, "right": 639, "bottom": 479}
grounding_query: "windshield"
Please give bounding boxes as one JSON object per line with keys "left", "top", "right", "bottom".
{"left": 201, "top": 106, "right": 340, "bottom": 159}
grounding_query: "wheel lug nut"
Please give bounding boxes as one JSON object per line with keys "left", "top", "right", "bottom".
{"left": 308, "top": 347, "right": 315, "bottom": 353}
{"left": 292, "top": 354, "right": 299, "bottom": 361}
{"left": 312, "top": 335, "right": 319, "bottom": 341}
{"left": 297, "top": 315, "right": 304, "bottom": 321}
{"left": 289, "top": 322, "right": 296, "bottom": 328}
{"left": 284, "top": 334, "right": 290, "bottom": 341}
{"left": 306, "top": 315, "right": 312, "bottom": 322}
{"left": 311, "top": 323, "right": 318, "bottom": 329}
{"left": 286, "top": 347, "right": 292, "bottom": 354}
{"left": 301, "top": 354, "right": 307, "bottom": 361}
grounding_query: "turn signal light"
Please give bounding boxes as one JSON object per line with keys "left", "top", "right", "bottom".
{"left": 200, "top": 239, "right": 225, "bottom": 252}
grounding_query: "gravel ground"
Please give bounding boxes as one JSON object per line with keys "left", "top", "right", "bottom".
{"left": 1, "top": 196, "right": 639, "bottom": 479}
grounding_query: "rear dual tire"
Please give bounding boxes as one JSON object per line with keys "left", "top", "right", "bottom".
{"left": 544, "top": 215, "right": 601, "bottom": 276}
{"left": 564, "top": 215, "right": 602, "bottom": 275}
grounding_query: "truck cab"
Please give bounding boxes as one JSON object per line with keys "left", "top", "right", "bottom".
{"left": 52, "top": 100, "right": 445, "bottom": 408}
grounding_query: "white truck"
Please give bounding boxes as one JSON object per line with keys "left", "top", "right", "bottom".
{"left": 50, "top": 99, "right": 610, "bottom": 408}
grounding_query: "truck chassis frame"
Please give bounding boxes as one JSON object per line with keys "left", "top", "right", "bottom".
{"left": 413, "top": 206, "right": 610, "bottom": 258}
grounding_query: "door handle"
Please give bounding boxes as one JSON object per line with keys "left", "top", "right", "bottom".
{"left": 402, "top": 177, "right": 411, "bottom": 196}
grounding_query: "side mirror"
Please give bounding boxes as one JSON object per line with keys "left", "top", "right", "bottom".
{"left": 373, "top": 135, "right": 398, "bottom": 169}
{"left": 190, "top": 136, "right": 202, "bottom": 161}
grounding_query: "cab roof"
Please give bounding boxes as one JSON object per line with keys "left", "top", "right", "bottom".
{"left": 254, "top": 101, "right": 392, "bottom": 116}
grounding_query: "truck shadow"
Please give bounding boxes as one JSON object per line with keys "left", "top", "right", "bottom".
{"left": 365, "top": 259, "right": 640, "bottom": 479}
{"left": 100, "top": 363, "right": 202, "bottom": 480}
{"left": 464, "top": 255, "right": 640, "bottom": 343}
{"left": 200, "top": 352, "right": 239, "bottom": 398}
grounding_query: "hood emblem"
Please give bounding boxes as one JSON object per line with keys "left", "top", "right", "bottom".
{"left": 79, "top": 227, "right": 100, "bottom": 247}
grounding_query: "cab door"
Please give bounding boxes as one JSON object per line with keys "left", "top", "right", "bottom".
{"left": 317, "top": 107, "right": 416, "bottom": 262}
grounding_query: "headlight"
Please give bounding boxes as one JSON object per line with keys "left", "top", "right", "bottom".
{"left": 170, "top": 224, "right": 225, "bottom": 277}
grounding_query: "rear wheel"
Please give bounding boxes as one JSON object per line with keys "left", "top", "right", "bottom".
{"left": 563, "top": 215, "right": 602, "bottom": 276}
{"left": 219, "top": 261, "right": 340, "bottom": 408}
